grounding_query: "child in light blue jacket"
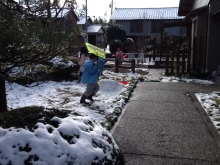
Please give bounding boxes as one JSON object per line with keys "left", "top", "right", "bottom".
{"left": 80, "top": 54, "right": 99, "bottom": 104}
{"left": 98, "top": 57, "right": 105, "bottom": 76}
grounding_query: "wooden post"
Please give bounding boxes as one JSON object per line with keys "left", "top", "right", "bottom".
{"left": 160, "top": 25, "right": 164, "bottom": 62}
{"left": 171, "top": 52, "right": 174, "bottom": 74}
{"left": 149, "top": 55, "right": 152, "bottom": 64}
{"left": 187, "top": 37, "right": 191, "bottom": 73}
{"left": 192, "top": 37, "right": 197, "bottom": 72}
{"left": 131, "top": 59, "right": 135, "bottom": 73}
{"left": 0, "top": 79, "right": 7, "bottom": 112}
{"left": 165, "top": 52, "right": 169, "bottom": 75}
{"left": 115, "top": 58, "right": 118, "bottom": 73}
{"left": 182, "top": 50, "right": 186, "bottom": 74}
{"left": 176, "top": 51, "right": 180, "bottom": 74}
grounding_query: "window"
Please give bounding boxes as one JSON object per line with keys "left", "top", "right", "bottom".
{"left": 151, "top": 20, "right": 162, "bottom": 33}
{"left": 130, "top": 20, "right": 143, "bottom": 33}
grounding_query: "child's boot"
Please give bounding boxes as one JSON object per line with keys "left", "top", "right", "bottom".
{"left": 87, "top": 95, "right": 94, "bottom": 102}
{"left": 80, "top": 95, "right": 88, "bottom": 104}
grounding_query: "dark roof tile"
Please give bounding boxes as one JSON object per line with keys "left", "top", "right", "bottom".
{"left": 110, "top": 7, "right": 183, "bottom": 20}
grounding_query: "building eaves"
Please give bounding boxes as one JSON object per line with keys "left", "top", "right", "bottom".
{"left": 178, "top": 0, "right": 194, "bottom": 16}
{"left": 183, "top": 5, "right": 208, "bottom": 21}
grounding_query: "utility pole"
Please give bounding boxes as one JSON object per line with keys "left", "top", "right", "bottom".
{"left": 110, "top": 0, "right": 114, "bottom": 24}
{"left": 111, "top": 0, "right": 113, "bottom": 15}
{"left": 85, "top": 0, "right": 88, "bottom": 43}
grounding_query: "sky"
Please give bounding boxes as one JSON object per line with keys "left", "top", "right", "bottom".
{"left": 1, "top": 57, "right": 220, "bottom": 164}
{"left": 74, "top": 0, "right": 180, "bottom": 20}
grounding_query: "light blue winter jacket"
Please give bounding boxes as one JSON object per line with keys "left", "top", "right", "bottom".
{"left": 98, "top": 57, "right": 105, "bottom": 69}
{"left": 81, "top": 58, "right": 99, "bottom": 84}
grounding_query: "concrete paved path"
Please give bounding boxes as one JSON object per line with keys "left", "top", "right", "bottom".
{"left": 111, "top": 82, "right": 220, "bottom": 164}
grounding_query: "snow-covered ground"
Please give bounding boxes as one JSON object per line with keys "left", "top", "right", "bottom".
{"left": 6, "top": 70, "right": 139, "bottom": 126}
{"left": 1, "top": 68, "right": 220, "bottom": 164}
{"left": 1, "top": 70, "right": 139, "bottom": 165}
{"left": 196, "top": 92, "right": 220, "bottom": 132}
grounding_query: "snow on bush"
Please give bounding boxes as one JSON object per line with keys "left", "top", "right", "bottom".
{"left": 0, "top": 116, "right": 121, "bottom": 165}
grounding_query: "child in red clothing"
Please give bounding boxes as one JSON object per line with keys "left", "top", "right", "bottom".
{"left": 115, "top": 47, "right": 123, "bottom": 59}
{"left": 115, "top": 47, "right": 123, "bottom": 65}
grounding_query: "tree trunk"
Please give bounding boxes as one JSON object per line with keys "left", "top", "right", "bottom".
{"left": 0, "top": 79, "right": 7, "bottom": 112}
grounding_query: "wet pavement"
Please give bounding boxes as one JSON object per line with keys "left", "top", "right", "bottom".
{"left": 111, "top": 69, "right": 220, "bottom": 165}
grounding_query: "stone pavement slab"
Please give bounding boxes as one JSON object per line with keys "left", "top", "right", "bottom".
{"left": 111, "top": 82, "right": 220, "bottom": 164}
{"left": 130, "top": 90, "right": 192, "bottom": 102}
{"left": 113, "top": 118, "right": 220, "bottom": 161}
{"left": 132, "top": 82, "right": 220, "bottom": 93}
{"left": 122, "top": 101, "right": 203, "bottom": 123}
{"left": 124, "top": 154, "right": 220, "bottom": 165}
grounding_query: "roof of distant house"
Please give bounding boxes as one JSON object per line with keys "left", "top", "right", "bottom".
{"left": 87, "top": 25, "right": 104, "bottom": 33}
{"left": 110, "top": 7, "right": 184, "bottom": 20}
{"left": 50, "top": 8, "right": 71, "bottom": 18}
{"left": 77, "top": 16, "right": 93, "bottom": 25}
{"left": 35, "top": 7, "right": 79, "bottom": 20}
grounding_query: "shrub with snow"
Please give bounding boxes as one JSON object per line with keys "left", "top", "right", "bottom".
{"left": 0, "top": 108, "right": 123, "bottom": 165}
